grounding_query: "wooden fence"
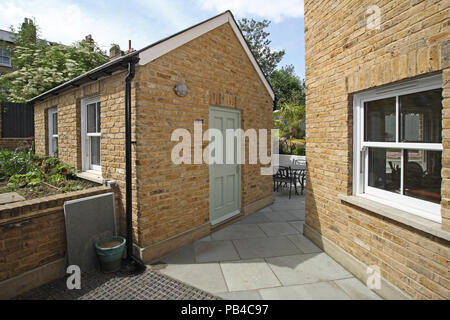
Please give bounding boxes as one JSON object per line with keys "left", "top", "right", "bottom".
{"left": 1, "top": 102, "right": 34, "bottom": 138}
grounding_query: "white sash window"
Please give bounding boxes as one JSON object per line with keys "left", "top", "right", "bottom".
{"left": 48, "top": 107, "right": 58, "bottom": 157}
{"left": 81, "top": 96, "right": 101, "bottom": 173}
{"left": 353, "top": 75, "right": 443, "bottom": 223}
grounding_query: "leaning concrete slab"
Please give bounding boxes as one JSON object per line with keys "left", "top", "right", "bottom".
{"left": 64, "top": 192, "right": 116, "bottom": 272}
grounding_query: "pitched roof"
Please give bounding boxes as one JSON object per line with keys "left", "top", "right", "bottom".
{"left": 29, "top": 10, "right": 274, "bottom": 103}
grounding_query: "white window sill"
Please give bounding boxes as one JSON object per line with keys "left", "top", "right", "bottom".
{"left": 338, "top": 194, "right": 450, "bottom": 242}
{"left": 77, "top": 171, "right": 103, "bottom": 184}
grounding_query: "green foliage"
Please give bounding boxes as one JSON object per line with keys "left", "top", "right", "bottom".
{"left": 43, "top": 157, "right": 59, "bottom": 167}
{"left": 274, "top": 103, "right": 306, "bottom": 155}
{"left": 0, "top": 19, "right": 109, "bottom": 102}
{"left": 238, "top": 18, "right": 285, "bottom": 78}
{"left": 0, "top": 149, "right": 36, "bottom": 180}
{"left": 0, "top": 149, "right": 80, "bottom": 192}
{"left": 8, "top": 169, "right": 44, "bottom": 188}
{"left": 46, "top": 173, "right": 65, "bottom": 185}
{"left": 270, "top": 65, "right": 305, "bottom": 108}
{"left": 274, "top": 103, "right": 305, "bottom": 139}
{"left": 292, "top": 145, "right": 305, "bottom": 156}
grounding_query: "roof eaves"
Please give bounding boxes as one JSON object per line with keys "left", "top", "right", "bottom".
{"left": 28, "top": 53, "right": 139, "bottom": 103}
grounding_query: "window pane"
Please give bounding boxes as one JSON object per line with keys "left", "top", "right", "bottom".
{"left": 87, "top": 103, "right": 96, "bottom": 133}
{"left": 404, "top": 149, "right": 441, "bottom": 204}
{"left": 364, "top": 97, "right": 396, "bottom": 142}
{"left": 96, "top": 102, "right": 101, "bottom": 132}
{"left": 368, "top": 148, "right": 401, "bottom": 194}
{"left": 52, "top": 113, "right": 58, "bottom": 135}
{"left": 52, "top": 137, "right": 58, "bottom": 156}
{"left": 90, "top": 137, "right": 100, "bottom": 165}
{"left": 90, "top": 136, "right": 100, "bottom": 166}
{"left": 400, "top": 89, "right": 442, "bottom": 143}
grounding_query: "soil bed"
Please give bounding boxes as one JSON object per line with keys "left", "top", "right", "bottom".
{"left": 0, "top": 179, "right": 98, "bottom": 200}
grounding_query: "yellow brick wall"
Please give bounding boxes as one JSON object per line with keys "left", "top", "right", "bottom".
{"left": 134, "top": 23, "right": 273, "bottom": 247}
{"left": 33, "top": 22, "right": 273, "bottom": 252}
{"left": 305, "top": 0, "right": 449, "bottom": 299}
{"left": 34, "top": 73, "right": 131, "bottom": 236}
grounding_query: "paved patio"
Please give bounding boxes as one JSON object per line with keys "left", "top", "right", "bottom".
{"left": 155, "top": 190, "right": 382, "bottom": 300}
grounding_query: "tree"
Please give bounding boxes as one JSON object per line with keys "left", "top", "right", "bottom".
{"left": 238, "top": 18, "right": 285, "bottom": 78}
{"left": 273, "top": 103, "right": 305, "bottom": 154}
{"left": 0, "top": 19, "right": 109, "bottom": 102}
{"left": 270, "top": 65, "right": 305, "bottom": 109}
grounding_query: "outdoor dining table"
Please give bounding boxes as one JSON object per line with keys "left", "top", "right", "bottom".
{"left": 273, "top": 161, "right": 306, "bottom": 199}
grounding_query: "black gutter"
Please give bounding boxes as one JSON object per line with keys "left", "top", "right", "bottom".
{"left": 124, "top": 55, "right": 146, "bottom": 272}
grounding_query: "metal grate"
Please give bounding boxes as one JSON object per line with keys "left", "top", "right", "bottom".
{"left": 17, "top": 269, "right": 219, "bottom": 300}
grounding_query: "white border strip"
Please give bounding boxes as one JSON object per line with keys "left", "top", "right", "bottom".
{"left": 138, "top": 12, "right": 275, "bottom": 100}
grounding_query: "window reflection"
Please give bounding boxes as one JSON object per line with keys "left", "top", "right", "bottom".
{"left": 368, "top": 148, "right": 401, "bottom": 194}
{"left": 364, "top": 98, "right": 396, "bottom": 142}
{"left": 404, "top": 150, "right": 441, "bottom": 204}
{"left": 400, "top": 89, "right": 442, "bottom": 143}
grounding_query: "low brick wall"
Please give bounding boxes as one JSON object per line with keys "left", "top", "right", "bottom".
{"left": 0, "top": 138, "right": 26, "bottom": 151}
{"left": 0, "top": 185, "right": 120, "bottom": 286}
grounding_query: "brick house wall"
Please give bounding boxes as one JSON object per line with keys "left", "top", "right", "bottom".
{"left": 34, "top": 73, "right": 132, "bottom": 236}
{"left": 134, "top": 23, "right": 273, "bottom": 249}
{"left": 33, "top": 21, "right": 273, "bottom": 262}
{"left": 304, "top": 0, "right": 449, "bottom": 299}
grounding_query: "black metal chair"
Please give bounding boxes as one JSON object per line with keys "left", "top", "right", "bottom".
{"left": 293, "top": 168, "right": 306, "bottom": 195}
{"left": 273, "top": 166, "right": 295, "bottom": 199}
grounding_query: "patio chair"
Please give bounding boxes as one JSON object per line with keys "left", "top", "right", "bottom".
{"left": 273, "top": 166, "right": 295, "bottom": 199}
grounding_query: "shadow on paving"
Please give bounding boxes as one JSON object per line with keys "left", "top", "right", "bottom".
{"left": 16, "top": 268, "right": 219, "bottom": 300}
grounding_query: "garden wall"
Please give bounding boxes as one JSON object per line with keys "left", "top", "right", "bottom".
{"left": 0, "top": 185, "right": 121, "bottom": 299}
{"left": 0, "top": 112, "right": 25, "bottom": 151}
{"left": 277, "top": 154, "right": 306, "bottom": 167}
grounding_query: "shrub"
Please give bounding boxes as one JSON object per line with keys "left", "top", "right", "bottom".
{"left": 0, "top": 149, "right": 36, "bottom": 180}
{"left": 293, "top": 146, "right": 306, "bottom": 156}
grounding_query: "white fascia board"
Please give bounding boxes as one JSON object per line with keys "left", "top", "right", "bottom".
{"left": 138, "top": 12, "right": 275, "bottom": 101}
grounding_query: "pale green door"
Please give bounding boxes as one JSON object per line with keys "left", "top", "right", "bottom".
{"left": 209, "top": 106, "right": 241, "bottom": 225}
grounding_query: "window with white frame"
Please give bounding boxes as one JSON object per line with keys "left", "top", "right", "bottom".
{"left": 0, "top": 48, "right": 11, "bottom": 67}
{"left": 48, "top": 107, "right": 58, "bottom": 157}
{"left": 353, "top": 74, "right": 443, "bottom": 223}
{"left": 81, "top": 97, "right": 101, "bottom": 173}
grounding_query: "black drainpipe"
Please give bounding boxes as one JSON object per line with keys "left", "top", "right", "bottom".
{"left": 124, "top": 56, "right": 146, "bottom": 272}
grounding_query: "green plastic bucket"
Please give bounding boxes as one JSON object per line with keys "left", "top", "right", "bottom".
{"left": 94, "top": 236, "right": 126, "bottom": 273}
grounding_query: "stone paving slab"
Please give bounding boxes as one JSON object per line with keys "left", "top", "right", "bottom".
{"left": 0, "top": 192, "right": 25, "bottom": 204}
{"left": 220, "top": 259, "right": 281, "bottom": 291}
{"left": 266, "top": 253, "right": 353, "bottom": 286}
{"left": 210, "top": 224, "right": 266, "bottom": 241}
{"left": 258, "top": 222, "right": 300, "bottom": 236}
{"left": 217, "top": 290, "right": 263, "bottom": 300}
{"left": 17, "top": 268, "right": 219, "bottom": 300}
{"left": 194, "top": 240, "right": 240, "bottom": 263}
{"left": 286, "top": 234, "right": 322, "bottom": 254}
{"left": 159, "top": 262, "right": 228, "bottom": 294}
{"left": 233, "top": 236, "right": 301, "bottom": 259}
{"left": 334, "top": 278, "right": 382, "bottom": 300}
{"left": 259, "top": 281, "right": 352, "bottom": 300}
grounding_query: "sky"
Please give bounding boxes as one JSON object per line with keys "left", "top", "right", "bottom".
{"left": 0, "top": 0, "right": 305, "bottom": 78}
